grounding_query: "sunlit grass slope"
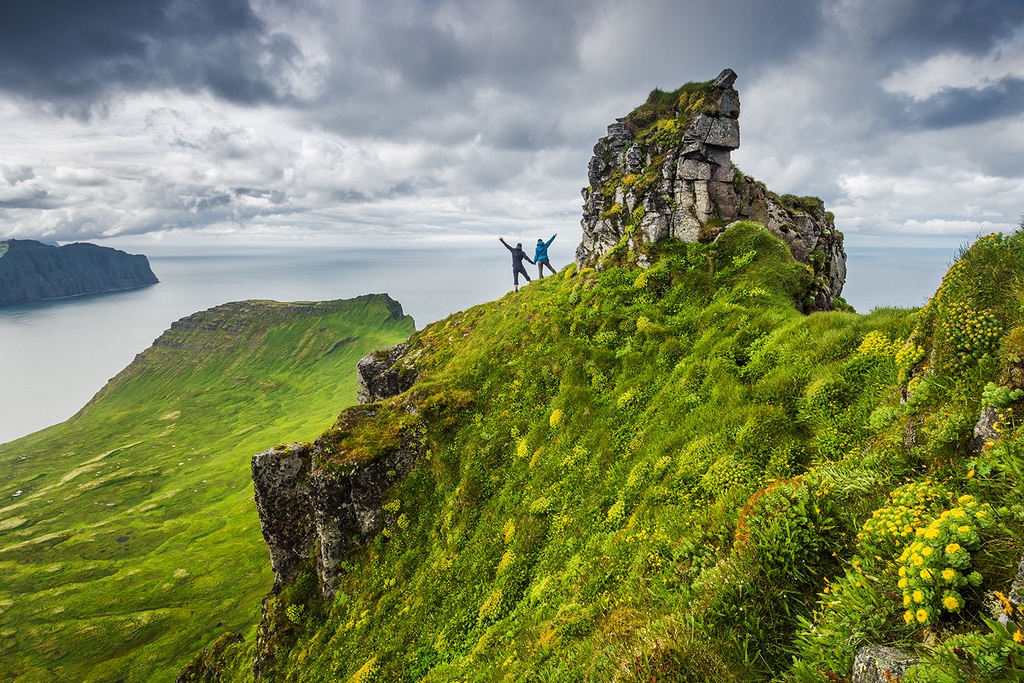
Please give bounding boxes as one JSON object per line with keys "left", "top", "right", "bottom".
{"left": 211, "top": 224, "right": 1024, "bottom": 683}
{"left": 0, "top": 294, "right": 414, "bottom": 683}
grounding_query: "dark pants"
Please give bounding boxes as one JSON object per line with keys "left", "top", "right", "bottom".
{"left": 513, "top": 264, "right": 531, "bottom": 285}
{"left": 537, "top": 259, "right": 556, "bottom": 278}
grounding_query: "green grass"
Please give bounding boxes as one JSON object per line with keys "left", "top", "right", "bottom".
{"left": 203, "top": 225, "right": 1024, "bottom": 683}
{"left": 0, "top": 294, "right": 414, "bottom": 683}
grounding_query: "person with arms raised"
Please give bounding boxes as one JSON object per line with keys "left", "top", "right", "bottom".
{"left": 534, "top": 233, "right": 557, "bottom": 279}
{"left": 499, "top": 237, "right": 534, "bottom": 292}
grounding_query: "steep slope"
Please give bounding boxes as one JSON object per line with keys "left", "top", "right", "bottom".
{"left": 0, "top": 294, "right": 414, "bottom": 683}
{"left": 0, "top": 239, "right": 159, "bottom": 305}
{"left": 194, "top": 225, "right": 1024, "bottom": 682}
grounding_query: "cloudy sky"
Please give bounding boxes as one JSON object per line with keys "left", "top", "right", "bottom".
{"left": 1, "top": 0, "right": 1022, "bottom": 248}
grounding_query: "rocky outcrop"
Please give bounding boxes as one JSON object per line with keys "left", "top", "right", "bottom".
{"left": 0, "top": 239, "right": 158, "bottom": 305}
{"left": 356, "top": 343, "right": 415, "bottom": 404}
{"left": 251, "top": 408, "right": 424, "bottom": 597}
{"left": 576, "top": 68, "right": 846, "bottom": 311}
{"left": 852, "top": 646, "right": 918, "bottom": 683}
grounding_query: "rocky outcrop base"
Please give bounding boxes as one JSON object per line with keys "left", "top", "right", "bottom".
{"left": 575, "top": 68, "right": 846, "bottom": 310}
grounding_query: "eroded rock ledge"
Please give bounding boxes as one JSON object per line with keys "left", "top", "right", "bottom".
{"left": 251, "top": 420, "right": 423, "bottom": 597}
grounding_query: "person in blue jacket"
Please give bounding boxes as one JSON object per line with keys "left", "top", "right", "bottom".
{"left": 499, "top": 237, "right": 534, "bottom": 292}
{"left": 534, "top": 233, "right": 557, "bottom": 278}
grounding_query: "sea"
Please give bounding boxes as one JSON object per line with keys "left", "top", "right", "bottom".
{"left": 0, "top": 243, "right": 957, "bottom": 444}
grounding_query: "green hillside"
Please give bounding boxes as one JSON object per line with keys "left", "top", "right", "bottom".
{"left": 0, "top": 295, "right": 415, "bottom": 682}
{"left": 201, "top": 225, "right": 1024, "bottom": 682}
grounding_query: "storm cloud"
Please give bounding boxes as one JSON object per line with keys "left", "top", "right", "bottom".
{"left": 0, "top": 0, "right": 1022, "bottom": 246}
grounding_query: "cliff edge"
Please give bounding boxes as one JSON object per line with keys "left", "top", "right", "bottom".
{"left": 0, "top": 239, "right": 158, "bottom": 306}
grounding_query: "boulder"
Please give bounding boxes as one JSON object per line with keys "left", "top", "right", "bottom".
{"left": 852, "top": 646, "right": 918, "bottom": 683}
{"left": 971, "top": 406, "right": 1000, "bottom": 454}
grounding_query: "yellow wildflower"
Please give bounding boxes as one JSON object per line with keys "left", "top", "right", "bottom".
{"left": 904, "top": 611, "right": 915, "bottom": 624}
{"left": 922, "top": 547, "right": 934, "bottom": 557}
{"left": 942, "top": 569, "right": 956, "bottom": 581}
{"left": 1015, "top": 631, "right": 1024, "bottom": 644}
{"left": 943, "top": 595, "right": 960, "bottom": 610}
{"left": 920, "top": 569, "right": 933, "bottom": 580}
{"left": 996, "top": 591, "right": 1014, "bottom": 614}
{"left": 913, "top": 589, "right": 925, "bottom": 603}
{"left": 946, "top": 543, "right": 962, "bottom": 554}
{"left": 916, "top": 609, "right": 929, "bottom": 623}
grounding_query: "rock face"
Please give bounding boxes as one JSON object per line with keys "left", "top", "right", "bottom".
{"left": 251, "top": 408, "right": 424, "bottom": 598}
{"left": 0, "top": 239, "right": 158, "bottom": 305}
{"left": 356, "top": 343, "right": 415, "bottom": 404}
{"left": 576, "top": 68, "right": 846, "bottom": 311}
{"left": 852, "top": 646, "right": 918, "bottom": 683}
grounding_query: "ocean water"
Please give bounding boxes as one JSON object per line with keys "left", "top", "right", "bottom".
{"left": 0, "top": 243, "right": 957, "bottom": 444}
{"left": 841, "top": 246, "right": 956, "bottom": 313}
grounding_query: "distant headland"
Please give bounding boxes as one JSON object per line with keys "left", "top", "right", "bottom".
{"left": 0, "top": 239, "right": 159, "bottom": 306}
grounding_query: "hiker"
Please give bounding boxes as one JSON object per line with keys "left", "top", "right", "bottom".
{"left": 499, "top": 237, "right": 534, "bottom": 292}
{"left": 534, "top": 233, "right": 557, "bottom": 278}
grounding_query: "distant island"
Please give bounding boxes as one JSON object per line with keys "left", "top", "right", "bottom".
{"left": 0, "top": 239, "right": 158, "bottom": 306}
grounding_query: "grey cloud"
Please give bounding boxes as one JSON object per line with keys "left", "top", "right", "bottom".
{"left": 898, "top": 77, "right": 1024, "bottom": 129}
{"left": 234, "top": 188, "right": 288, "bottom": 204}
{"left": 862, "top": 0, "right": 1024, "bottom": 61}
{"left": 179, "top": 191, "right": 234, "bottom": 213}
{"left": 0, "top": 190, "right": 55, "bottom": 210}
{"left": 0, "top": 0, "right": 296, "bottom": 111}
{"left": 1, "top": 165, "right": 36, "bottom": 184}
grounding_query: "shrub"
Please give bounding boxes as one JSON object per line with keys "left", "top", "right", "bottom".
{"left": 895, "top": 495, "right": 995, "bottom": 626}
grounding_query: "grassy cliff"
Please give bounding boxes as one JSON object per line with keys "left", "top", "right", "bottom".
{"left": 205, "top": 224, "right": 1024, "bottom": 682}
{"left": 0, "top": 294, "right": 414, "bottom": 682}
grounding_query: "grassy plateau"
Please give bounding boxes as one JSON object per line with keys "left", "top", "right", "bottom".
{"left": 0, "top": 294, "right": 414, "bottom": 682}
{"left": 193, "top": 224, "right": 1024, "bottom": 683}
